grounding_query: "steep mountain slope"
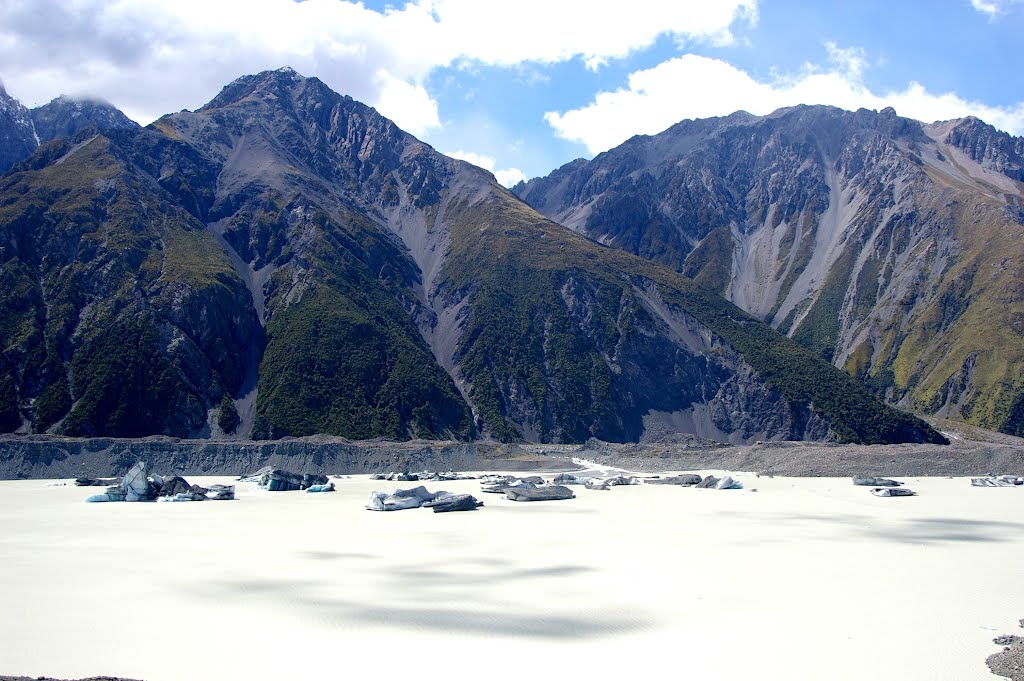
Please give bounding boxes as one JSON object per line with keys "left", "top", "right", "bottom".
{"left": 0, "top": 130, "right": 262, "bottom": 436}
{"left": 0, "top": 70, "right": 942, "bottom": 445}
{"left": 515, "top": 106, "right": 1024, "bottom": 436}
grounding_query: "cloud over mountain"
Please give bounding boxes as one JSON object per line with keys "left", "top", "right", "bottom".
{"left": 545, "top": 46, "right": 1024, "bottom": 154}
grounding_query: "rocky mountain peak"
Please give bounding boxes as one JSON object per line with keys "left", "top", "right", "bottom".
{"left": 939, "top": 116, "right": 1024, "bottom": 181}
{"left": 30, "top": 94, "right": 138, "bottom": 143}
{"left": 199, "top": 66, "right": 317, "bottom": 112}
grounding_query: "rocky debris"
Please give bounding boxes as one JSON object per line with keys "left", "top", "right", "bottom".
{"left": 644, "top": 474, "right": 703, "bottom": 486}
{"left": 505, "top": 484, "right": 575, "bottom": 502}
{"left": 853, "top": 476, "right": 903, "bottom": 487}
{"left": 870, "top": 487, "right": 916, "bottom": 497}
{"left": 995, "top": 635, "right": 1024, "bottom": 646}
{"left": 988, "top": 622, "right": 1024, "bottom": 681}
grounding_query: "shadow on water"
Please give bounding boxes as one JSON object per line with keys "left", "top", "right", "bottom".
{"left": 194, "top": 556, "right": 649, "bottom": 639}
{"left": 716, "top": 511, "right": 1024, "bottom": 545}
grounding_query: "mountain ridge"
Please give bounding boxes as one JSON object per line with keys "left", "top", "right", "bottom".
{"left": 0, "top": 69, "right": 944, "bottom": 446}
{"left": 515, "top": 104, "right": 1024, "bottom": 436}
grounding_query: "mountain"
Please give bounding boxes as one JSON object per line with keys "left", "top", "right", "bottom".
{"left": 515, "top": 105, "right": 1024, "bottom": 437}
{"left": 0, "top": 85, "right": 138, "bottom": 173}
{"left": 30, "top": 94, "right": 139, "bottom": 143}
{"left": 0, "top": 69, "right": 942, "bottom": 445}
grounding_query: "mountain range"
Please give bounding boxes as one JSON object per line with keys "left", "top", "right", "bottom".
{"left": 0, "top": 69, "right": 949, "bottom": 445}
{"left": 515, "top": 105, "right": 1024, "bottom": 437}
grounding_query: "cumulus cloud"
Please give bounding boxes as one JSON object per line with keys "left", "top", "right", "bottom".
{"left": 0, "top": 0, "right": 756, "bottom": 135}
{"left": 970, "top": 0, "right": 1023, "bottom": 18}
{"left": 445, "top": 149, "right": 526, "bottom": 187}
{"left": 545, "top": 47, "right": 1024, "bottom": 154}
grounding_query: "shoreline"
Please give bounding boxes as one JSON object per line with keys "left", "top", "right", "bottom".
{"left": 2, "top": 428, "right": 1023, "bottom": 480}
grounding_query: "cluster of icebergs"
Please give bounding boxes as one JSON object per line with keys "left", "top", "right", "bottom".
{"left": 362, "top": 470, "right": 749, "bottom": 513}
{"left": 80, "top": 465, "right": 1021, "bottom": 508}
{"left": 81, "top": 461, "right": 235, "bottom": 502}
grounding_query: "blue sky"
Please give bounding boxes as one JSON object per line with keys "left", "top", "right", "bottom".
{"left": 1, "top": 0, "right": 1021, "bottom": 184}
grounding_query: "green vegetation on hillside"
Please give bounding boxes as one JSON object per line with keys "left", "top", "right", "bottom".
{"left": 0, "top": 130, "right": 261, "bottom": 437}
{"left": 252, "top": 202, "right": 474, "bottom": 440}
{"left": 682, "top": 226, "right": 733, "bottom": 295}
{"left": 62, "top": 315, "right": 205, "bottom": 436}
{"left": 442, "top": 190, "right": 943, "bottom": 445}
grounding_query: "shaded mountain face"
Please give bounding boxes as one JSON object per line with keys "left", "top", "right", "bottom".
{"left": 0, "top": 70, "right": 942, "bottom": 445}
{"left": 0, "top": 86, "right": 139, "bottom": 173}
{"left": 516, "top": 106, "right": 1024, "bottom": 437}
{"left": 31, "top": 95, "right": 139, "bottom": 143}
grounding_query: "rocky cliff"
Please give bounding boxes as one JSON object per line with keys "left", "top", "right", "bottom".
{"left": 516, "top": 105, "right": 1024, "bottom": 436}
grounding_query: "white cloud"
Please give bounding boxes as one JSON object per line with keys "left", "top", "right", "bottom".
{"left": 545, "top": 48, "right": 1024, "bottom": 155}
{"left": 373, "top": 69, "right": 441, "bottom": 136}
{"left": 445, "top": 149, "right": 525, "bottom": 187}
{"left": 0, "top": 0, "right": 757, "bottom": 134}
{"left": 427, "top": 0, "right": 757, "bottom": 67}
{"left": 494, "top": 167, "right": 527, "bottom": 187}
{"left": 970, "top": 0, "right": 1023, "bottom": 18}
